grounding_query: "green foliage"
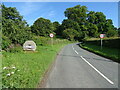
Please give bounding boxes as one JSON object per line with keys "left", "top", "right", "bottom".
{"left": 33, "top": 36, "right": 50, "bottom": 46}
{"left": 2, "top": 4, "right": 118, "bottom": 50}
{"left": 2, "top": 35, "right": 11, "bottom": 50}
{"left": 106, "top": 29, "right": 118, "bottom": 37}
{"left": 61, "top": 19, "right": 80, "bottom": 31}
{"left": 62, "top": 5, "right": 118, "bottom": 40}
{"left": 9, "top": 46, "right": 23, "bottom": 53}
{"left": 2, "top": 39, "right": 70, "bottom": 88}
{"left": 2, "top": 4, "right": 32, "bottom": 49}
{"left": 87, "top": 23, "right": 98, "bottom": 37}
{"left": 84, "top": 38, "right": 119, "bottom": 49}
{"left": 87, "top": 11, "right": 96, "bottom": 24}
{"left": 2, "top": 65, "right": 21, "bottom": 88}
{"left": 33, "top": 36, "right": 70, "bottom": 46}
{"left": 63, "top": 28, "right": 78, "bottom": 41}
{"left": 64, "top": 5, "right": 88, "bottom": 24}
{"left": 53, "top": 21, "right": 61, "bottom": 37}
{"left": 104, "top": 19, "right": 118, "bottom": 37}
{"left": 80, "top": 41, "right": 119, "bottom": 62}
{"left": 31, "top": 18, "right": 54, "bottom": 37}
{"left": 94, "top": 12, "right": 106, "bottom": 24}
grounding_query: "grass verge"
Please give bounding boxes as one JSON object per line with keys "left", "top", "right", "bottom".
{"left": 2, "top": 41, "right": 70, "bottom": 88}
{"left": 79, "top": 43, "right": 119, "bottom": 63}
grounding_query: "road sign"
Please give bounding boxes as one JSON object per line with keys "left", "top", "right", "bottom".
{"left": 100, "top": 34, "right": 105, "bottom": 50}
{"left": 100, "top": 34, "right": 105, "bottom": 38}
{"left": 50, "top": 33, "right": 54, "bottom": 38}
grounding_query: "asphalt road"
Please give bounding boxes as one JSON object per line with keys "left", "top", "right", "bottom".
{"left": 45, "top": 43, "right": 118, "bottom": 88}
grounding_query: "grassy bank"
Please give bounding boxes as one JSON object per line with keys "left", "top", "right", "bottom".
{"left": 2, "top": 38, "right": 71, "bottom": 88}
{"left": 80, "top": 38, "right": 119, "bottom": 63}
{"left": 86, "top": 37, "right": 120, "bottom": 41}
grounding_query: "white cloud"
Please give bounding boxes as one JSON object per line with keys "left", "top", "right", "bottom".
{"left": 20, "top": 2, "right": 43, "bottom": 16}
{"left": 48, "top": 11, "right": 55, "bottom": 17}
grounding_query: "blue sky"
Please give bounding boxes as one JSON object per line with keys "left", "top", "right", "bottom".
{"left": 3, "top": 2, "right": 118, "bottom": 27}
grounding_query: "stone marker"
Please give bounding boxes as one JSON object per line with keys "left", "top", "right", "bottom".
{"left": 23, "top": 40, "right": 36, "bottom": 51}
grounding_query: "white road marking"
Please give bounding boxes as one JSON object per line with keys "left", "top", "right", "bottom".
{"left": 72, "top": 45, "right": 78, "bottom": 54}
{"left": 80, "top": 56, "right": 114, "bottom": 85}
{"left": 75, "top": 50, "right": 79, "bottom": 54}
{"left": 72, "top": 45, "right": 75, "bottom": 50}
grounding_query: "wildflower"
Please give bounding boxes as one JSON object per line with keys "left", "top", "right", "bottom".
{"left": 3, "top": 67, "right": 7, "bottom": 70}
{"left": 6, "top": 73, "right": 11, "bottom": 76}
{"left": 11, "top": 72, "right": 14, "bottom": 74}
{"left": 12, "top": 67, "right": 16, "bottom": 69}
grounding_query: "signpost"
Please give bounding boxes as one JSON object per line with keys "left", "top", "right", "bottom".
{"left": 49, "top": 33, "right": 54, "bottom": 47}
{"left": 100, "top": 34, "right": 105, "bottom": 49}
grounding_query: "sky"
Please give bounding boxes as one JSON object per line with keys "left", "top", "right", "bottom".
{"left": 2, "top": 2, "right": 118, "bottom": 27}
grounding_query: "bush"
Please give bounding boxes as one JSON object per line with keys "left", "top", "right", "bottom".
{"left": 84, "top": 38, "right": 119, "bottom": 49}
{"left": 9, "top": 45, "right": 22, "bottom": 53}
{"left": 2, "top": 35, "right": 11, "bottom": 50}
{"left": 33, "top": 36, "right": 70, "bottom": 46}
{"left": 33, "top": 36, "right": 50, "bottom": 46}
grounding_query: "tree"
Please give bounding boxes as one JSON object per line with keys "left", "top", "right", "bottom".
{"left": 87, "top": 11, "right": 96, "bottom": 24}
{"left": 61, "top": 19, "right": 80, "bottom": 31}
{"left": 89, "top": 12, "right": 106, "bottom": 34}
{"left": 2, "top": 35, "right": 11, "bottom": 50}
{"left": 58, "top": 19, "right": 80, "bottom": 38}
{"left": 63, "top": 28, "right": 78, "bottom": 41}
{"left": 94, "top": 12, "right": 106, "bottom": 24}
{"left": 64, "top": 5, "right": 88, "bottom": 25}
{"left": 31, "top": 17, "right": 54, "bottom": 37}
{"left": 2, "top": 4, "right": 32, "bottom": 45}
{"left": 53, "top": 21, "right": 60, "bottom": 36}
{"left": 106, "top": 29, "right": 117, "bottom": 37}
{"left": 104, "top": 19, "right": 117, "bottom": 37}
{"left": 87, "top": 23, "right": 98, "bottom": 37}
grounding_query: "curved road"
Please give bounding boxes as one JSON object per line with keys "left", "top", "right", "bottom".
{"left": 45, "top": 43, "right": 118, "bottom": 88}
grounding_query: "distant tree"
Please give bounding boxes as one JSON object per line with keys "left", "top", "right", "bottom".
{"left": 94, "top": 12, "right": 106, "bottom": 24}
{"left": 63, "top": 28, "right": 78, "bottom": 41}
{"left": 31, "top": 17, "right": 54, "bottom": 37}
{"left": 87, "top": 23, "right": 98, "bottom": 37}
{"left": 104, "top": 19, "right": 117, "bottom": 37}
{"left": 87, "top": 11, "right": 96, "bottom": 24}
{"left": 60, "top": 19, "right": 86, "bottom": 40}
{"left": 53, "top": 21, "right": 60, "bottom": 36}
{"left": 106, "top": 29, "right": 117, "bottom": 37}
{"left": 61, "top": 19, "right": 80, "bottom": 31}
{"left": 64, "top": 5, "right": 88, "bottom": 25}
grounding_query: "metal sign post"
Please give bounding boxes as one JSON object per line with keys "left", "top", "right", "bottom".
{"left": 100, "top": 34, "right": 104, "bottom": 50}
{"left": 51, "top": 38, "right": 53, "bottom": 47}
{"left": 101, "top": 38, "right": 102, "bottom": 50}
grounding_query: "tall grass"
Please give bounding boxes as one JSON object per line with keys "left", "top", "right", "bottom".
{"left": 2, "top": 37, "right": 71, "bottom": 88}
{"left": 86, "top": 37, "right": 120, "bottom": 41}
{"left": 80, "top": 38, "right": 119, "bottom": 62}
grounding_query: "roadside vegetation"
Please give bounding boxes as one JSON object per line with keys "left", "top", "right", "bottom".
{"left": 2, "top": 37, "right": 70, "bottom": 88}
{"left": 1, "top": 3, "right": 120, "bottom": 88}
{"left": 80, "top": 37, "right": 120, "bottom": 63}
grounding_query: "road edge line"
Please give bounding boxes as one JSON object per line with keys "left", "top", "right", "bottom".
{"left": 80, "top": 56, "right": 114, "bottom": 85}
